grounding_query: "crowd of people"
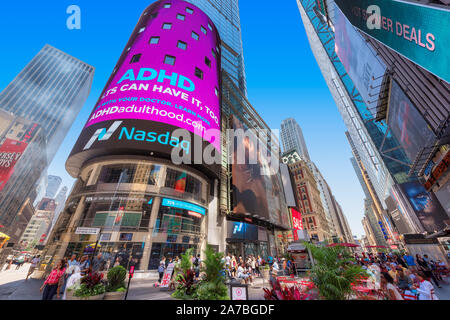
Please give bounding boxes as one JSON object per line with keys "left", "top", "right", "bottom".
{"left": 354, "top": 251, "right": 448, "bottom": 300}
{"left": 154, "top": 252, "right": 296, "bottom": 290}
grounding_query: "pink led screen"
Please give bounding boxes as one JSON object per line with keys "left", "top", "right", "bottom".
{"left": 68, "top": 0, "right": 222, "bottom": 178}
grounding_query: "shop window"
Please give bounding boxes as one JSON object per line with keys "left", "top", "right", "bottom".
{"left": 98, "top": 164, "right": 136, "bottom": 184}
{"left": 165, "top": 168, "right": 202, "bottom": 195}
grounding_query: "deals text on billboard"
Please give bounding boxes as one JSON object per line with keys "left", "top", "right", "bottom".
{"left": 334, "top": 0, "right": 450, "bottom": 83}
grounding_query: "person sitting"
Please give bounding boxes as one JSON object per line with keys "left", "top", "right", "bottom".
{"left": 237, "top": 263, "right": 251, "bottom": 284}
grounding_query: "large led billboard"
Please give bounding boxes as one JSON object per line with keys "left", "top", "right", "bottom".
{"left": 399, "top": 181, "right": 448, "bottom": 233}
{"left": 0, "top": 139, "right": 28, "bottom": 192}
{"left": 334, "top": 3, "right": 387, "bottom": 117}
{"left": 387, "top": 80, "right": 435, "bottom": 162}
{"left": 67, "top": 0, "right": 221, "bottom": 178}
{"left": 334, "top": 0, "right": 450, "bottom": 83}
{"left": 231, "top": 116, "right": 290, "bottom": 229}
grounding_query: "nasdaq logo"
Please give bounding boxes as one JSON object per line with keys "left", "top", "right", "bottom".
{"left": 83, "top": 121, "right": 123, "bottom": 150}
{"left": 233, "top": 223, "right": 243, "bottom": 234}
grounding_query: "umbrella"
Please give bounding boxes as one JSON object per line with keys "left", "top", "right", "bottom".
{"left": 327, "top": 243, "right": 360, "bottom": 248}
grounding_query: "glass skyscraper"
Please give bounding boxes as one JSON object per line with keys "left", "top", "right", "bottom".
{"left": 280, "top": 117, "right": 310, "bottom": 161}
{"left": 0, "top": 45, "right": 95, "bottom": 162}
{"left": 186, "top": 0, "right": 247, "bottom": 95}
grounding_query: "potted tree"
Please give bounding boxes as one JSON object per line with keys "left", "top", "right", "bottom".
{"left": 104, "top": 265, "right": 127, "bottom": 300}
{"left": 73, "top": 271, "right": 106, "bottom": 300}
{"left": 193, "top": 244, "right": 229, "bottom": 300}
{"left": 304, "top": 242, "right": 368, "bottom": 300}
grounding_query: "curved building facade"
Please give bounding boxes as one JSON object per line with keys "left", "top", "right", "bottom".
{"left": 48, "top": 0, "right": 222, "bottom": 272}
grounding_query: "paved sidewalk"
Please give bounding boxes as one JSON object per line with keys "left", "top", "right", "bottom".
{"left": 1, "top": 266, "right": 448, "bottom": 300}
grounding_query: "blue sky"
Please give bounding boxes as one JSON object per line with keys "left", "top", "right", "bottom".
{"left": 0, "top": 0, "right": 366, "bottom": 237}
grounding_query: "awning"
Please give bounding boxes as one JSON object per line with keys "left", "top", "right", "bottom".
{"left": 327, "top": 243, "right": 359, "bottom": 248}
{"left": 288, "top": 242, "right": 306, "bottom": 251}
{"left": 0, "top": 232, "right": 10, "bottom": 241}
{"left": 425, "top": 228, "right": 450, "bottom": 239}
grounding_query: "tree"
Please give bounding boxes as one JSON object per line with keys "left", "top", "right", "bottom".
{"left": 194, "top": 244, "right": 229, "bottom": 300}
{"left": 304, "top": 242, "right": 368, "bottom": 300}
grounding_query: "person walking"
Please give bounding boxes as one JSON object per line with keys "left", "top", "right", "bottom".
{"left": 417, "top": 254, "right": 441, "bottom": 288}
{"left": 158, "top": 256, "right": 166, "bottom": 284}
{"left": 415, "top": 272, "right": 439, "bottom": 300}
{"left": 26, "top": 255, "right": 40, "bottom": 280}
{"left": 40, "top": 259, "right": 66, "bottom": 300}
{"left": 79, "top": 255, "right": 90, "bottom": 276}
{"left": 380, "top": 273, "right": 403, "bottom": 300}
{"left": 91, "top": 253, "right": 105, "bottom": 273}
{"left": 193, "top": 254, "right": 201, "bottom": 279}
{"left": 63, "top": 266, "right": 82, "bottom": 300}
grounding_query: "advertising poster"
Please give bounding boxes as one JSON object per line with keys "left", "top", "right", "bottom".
{"left": 334, "top": 3, "right": 387, "bottom": 117}
{"left": 334, "top": 0, "right": 450, "bottom": 83}
{"left": 280, "top": 163, "right": 297, "bottom": 207}
{"left": 231, "top": 116, "right": 290, "bottom": 229}
{"left": 160, "top": 263, "right": 175, "bottom": 288}
{"left": 68, "top": 1, "right": 222, "bottom": 178}
{"left": 399, "top": 181, "right": 448, "bottom": 233}
{"left": 226, "top": 221, "right": 258, "bottom": 241}
{"left": 0, "top": 139, "right": 28, "bottom": 192}
{"left": 291, "top": 208, "right": 303, "bottom": 241}
{"left": 387, "top": 80, "right": 435, "bottom": 162}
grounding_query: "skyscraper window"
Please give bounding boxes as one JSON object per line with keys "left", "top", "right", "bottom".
{"left": 195, "top": 67, "right": 203, "bottom": 80}
{"left": 191, "top": 31, "right": 199, "bottom": 40}
{"left": 149, "top": 36, "right": 160, "bottom": 44}
{"left": 177, "top": 14, "right": 185, "bottom": 21}
{"left": 130, "top": 54, "right": 142, "bottom": 64}
{"left": 164, "top": 55, "right": 176, "bottom": 66}
{"left": 177, "top": 41, "right": 187, "bottom": 50}
{"left": 162, "top": 23, "right": 172, "bottom": 30}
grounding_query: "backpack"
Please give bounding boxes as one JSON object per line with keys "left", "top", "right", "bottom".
{"left": 193, "top": 257, "right": 199, "bottom": 267}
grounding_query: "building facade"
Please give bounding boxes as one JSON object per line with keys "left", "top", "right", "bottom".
{"left": 287, "top": 158, "right": 331, "bottom": 242}
{"left": 0, "top": 110, "right": 47, "bottom": 262}
{"left": 280, "top": 118, "right": 310, "bottom": 161}
{"left": 45, "top": 175, "right": 62, "bottom": 198}
{"left": 297, "top": 0, "right": 449, "bottom": 245}
{"left": 185, "top": 0, "right": 247, "bottom": 95}
{"left": 0, "top": 45, "right": 94, "bottom": 163}
{"left": 46, "top": 0, "right": 225, "bottom": 272}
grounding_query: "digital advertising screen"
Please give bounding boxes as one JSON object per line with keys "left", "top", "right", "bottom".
{"left": 226, "top": 221, "right": 258, "bottom": 241}
{"left": 334, "top": 3, "right": 387, "bottom": 118}
{"left": 334, "top": 0, "right": 450, "bottom": 83}
{"left": 387, "top": 80, "right": 435, "bottom": 162}
{"left": 0, "top": 139, "right": 28, "bottom": 192}
{"left": 231, "top": 116, "right": 290, "bottom": 229}
{"left": 399, "top": 181, "right": 448, "bottom": 233}
{"left": 67, "top": 0, "right": 222, "bottom": 178}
